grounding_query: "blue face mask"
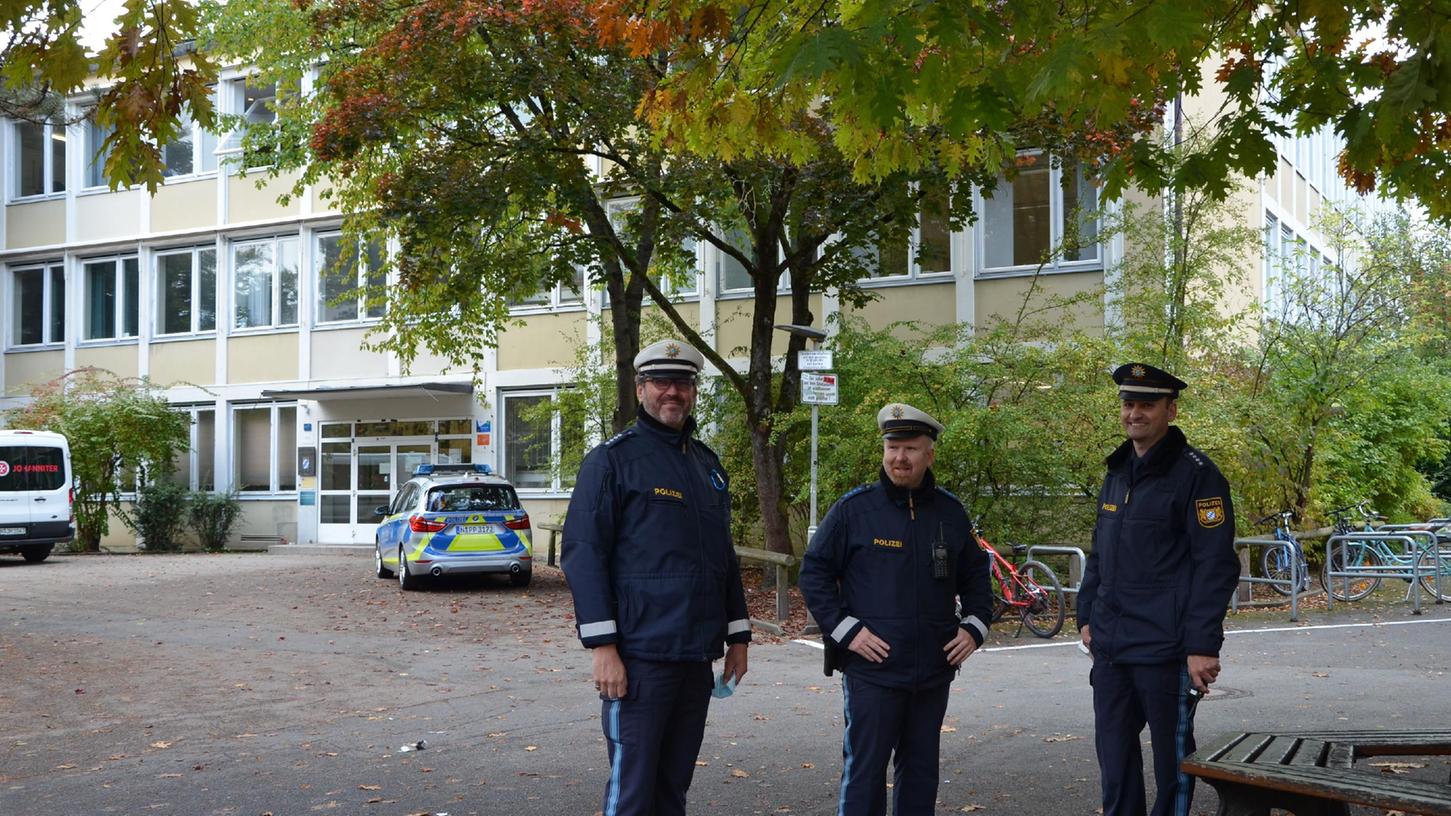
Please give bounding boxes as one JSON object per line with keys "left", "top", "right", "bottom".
{"left": 711, "top": 671, "right": 737, "bottom": 699}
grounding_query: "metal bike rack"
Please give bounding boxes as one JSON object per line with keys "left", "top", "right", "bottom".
{"left": 1025, "top": 545, "right": 1086, "bottom": 597}
{"left": 1323, "top": 533, "right": 1432, "bottom": 615}
{"left": 1232, "top": 537, "right": 1307, "bottom": 622}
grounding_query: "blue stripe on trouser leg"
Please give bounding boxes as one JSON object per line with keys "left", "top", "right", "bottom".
{"left": 838, "top": 675, "right": 907, "bottom": 816}
{"left": 837, "top": 677, "right": 853, "bottom": 816}
{"left": 1172, "top": 667, "right": 1196, "bottom": 816}
{"left": 598, "top": 659, "right": 712, "bottom": 816}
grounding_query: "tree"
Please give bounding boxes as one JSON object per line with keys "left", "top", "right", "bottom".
{"left": 1, "top": 0, "right": 216, "bottom": 191}
{"left": 4, "top": 369, "right": 191, "bottom": 551}
{"left": 617, "top": 0, "right": 1451, "bottom": 222}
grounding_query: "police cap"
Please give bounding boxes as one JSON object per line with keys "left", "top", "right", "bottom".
{"left": 1113, "top": 362, "right": 1187, "bottom": 400}
{"left": 877, "top": 403, "right": 944, "bottom": 440}
{"left": 634, "top": 339, "right": 704, "bottom": 378}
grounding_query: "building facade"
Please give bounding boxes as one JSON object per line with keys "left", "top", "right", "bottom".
{"left": 0, "top": 70, "right": 1362, "bottom": 548}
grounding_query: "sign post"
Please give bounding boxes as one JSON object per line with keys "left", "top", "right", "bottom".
{"left": 799, "top": 368, "right": 839, "bottom": 539}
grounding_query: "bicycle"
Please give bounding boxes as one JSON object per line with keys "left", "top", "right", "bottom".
{"left": 1321, "top": 501, "right": 1385, "bottom": 602}
{"left": 970, "top": 520, "right": 1066, "bottom": 638}
{"left": 1257, "top": 511, "right": 1311, "bottom": 597}
{"left": 1323, "top": 503, "right": 1451, "bottom": 603}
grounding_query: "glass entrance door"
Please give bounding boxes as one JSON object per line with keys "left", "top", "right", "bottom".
{"left": 318, "top": 439, "right": 437, "bottom": 544}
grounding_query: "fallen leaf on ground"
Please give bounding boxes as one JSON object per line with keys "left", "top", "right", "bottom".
{"left": 1370, "top": 761, "right": 1426, "bottom": 774}
{"left": 150, "top": 740, "right": 173, "bottom": 749}
{"left": 941, "top": 726, "right": 957, "bottom": 733}
{"left": 960, "top": 806, "right": 986, "bottom": 813}
{"left": 1044, "top": 734, "right": 1082, "bottom": 743}
{"left": 730, "top": 769, "right": 750, "bottom": 778}
{"left": 358, "top": 784, "right": 382, "bottom": 791}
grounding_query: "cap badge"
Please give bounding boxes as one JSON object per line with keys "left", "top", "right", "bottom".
{"left": 891, "top": 405, "right": 904, "bottom": 419}
{"left": 665, "top": 342, "right": 680, "bottom": 358}
{"left": 1131, "top": 365, "right": 1146, "bottom": 378}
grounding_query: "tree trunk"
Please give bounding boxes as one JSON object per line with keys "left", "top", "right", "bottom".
{"left": 606, "top": 264, "right": 644, "bottom": 433}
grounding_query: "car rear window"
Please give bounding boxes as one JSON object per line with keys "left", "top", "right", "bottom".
{"left": 0, "top": 446, "right": 67, "bottom": 491}
{"left": 426, "top": 484, "right": 521, "bottom": 512}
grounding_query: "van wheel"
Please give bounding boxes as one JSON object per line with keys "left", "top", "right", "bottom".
{"left": 21, "top": 545, "right": 52, "bottom": 563}
{"left": 374, "top": 543, "right": 394, "bottom": 579}
{"left": 509, "top": 570, "right": 532, "bottom": 588}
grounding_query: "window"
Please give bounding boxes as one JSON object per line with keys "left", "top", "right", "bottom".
{"left": 162, "top": 95, "right": 219, "bottom": 178}
{"left": 84, "top": 115, "right": 114, "bottom": 189}
{"left": 155, "top": 247, "right": 217, "bottom": 335}
{"left": 315, "top": 232, "right": 386, "bottom": 323}
{"left": 13, "top": 118, "right": 65, "bottom": 197}
{"left": 606, "top": 199, "right": 698, "bottom": 298}
{"left": 980, "top": 153, "right": 1100, "bottom": 273}
{"left": 10, "top": 263, "right": 64, "bottom": 346}
{"left": 225, "top": 78, "right": 278, "bottom": 168}
{"left": 83, "top": 256, "right": 139, "bottom": 341}
{"left": 233, "top": 403, "right": 297, "bottom": 493}
{"left": 232, "top": 236, "right": 299, "bottom": 329}
{"left": 507, "top": 265, "right": 588, "bottom": 309}
{"left": 717, "top": 227, "right": 754, "bottom": 292}
{"left": 857, "top": 181, "right": 952, "bottom": 280}
{"left": 1263, "top": 212, "right": 1279, "bottom": 306}
{"left": 165, "top": 406, "right": 216, "bottom": 491}
{"left": 502, "top": 391, "right": 582, "bottom": 491}
{"left": 0, "top": 446, "right": 66, "bottom": 491}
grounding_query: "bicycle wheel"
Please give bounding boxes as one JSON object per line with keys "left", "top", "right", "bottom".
{"left": 1260, "top": 542, "right": 1299, "bottom": 596}
{"left": 1320, "top": 543, "right": 1382, "bottom": 602}
{"left": 1017, "top": 560, "right": 1065, "bottom": 638}
{"left": 1415, "top": 547, "right": 1451, "bottom": 602}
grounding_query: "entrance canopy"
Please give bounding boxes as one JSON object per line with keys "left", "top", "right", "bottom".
{"left": 260, "top": 382, "right": 473, "bottom": 401}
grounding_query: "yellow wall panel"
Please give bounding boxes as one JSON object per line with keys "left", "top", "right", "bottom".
{"left": 151, "top": 178, "right": 217, "bottom": 232}
{"left": 228, "top": 170, "right": 302, "bottom": 223}
{"left": 3, "top": 350, "right": 64, "bottom": 396}
{"left": 5, "top": 199, "right": 65, "bottom": 248}
{"left": 841, "top": 283, "right": 955, "bottom": 337}
{"left": 75, "top": 344, "right": 139, "bottom": 379}
{"left": 149, "top": 339, "right": 216, "bottom": 387}
{"left": 311, "top": 185, "right": 339, "bottom": 216}
{"left": 229, "top": 333, "right": 299, "bottom": 382}
{"left": 712, "top": 296, "right": 820, "bottom": 358}
{"left": 75, "top": 191, "right": 142, "bottom": 241}
{"left": 236, "top": 500, "right": 298, "bottom": 546}
{"left": 496, "top": 312, "right": 591, "bottom": 370}
{"left": 975, "top": 271, "right": 1104, "bottom": 334}
{"left": 311, "top": 327, "right": 389, "bottom": 379}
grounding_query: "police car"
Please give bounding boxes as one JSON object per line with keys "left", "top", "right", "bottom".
{"left": 373, "top": 463, "right": 533, "bottom": 590}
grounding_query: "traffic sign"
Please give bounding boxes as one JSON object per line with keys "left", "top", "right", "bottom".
{"left": 798, "top": 350, "right": 834, "bottom": 371}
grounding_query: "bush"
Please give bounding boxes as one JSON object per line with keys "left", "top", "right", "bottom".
{"left": 131, "top": 480, "right": 192, "bottom": 552}
{"left": 190, "top": 491, "right": 243, "bottom": 553}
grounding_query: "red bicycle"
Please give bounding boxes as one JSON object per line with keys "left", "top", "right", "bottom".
{"left": 971, "top": 520, "right": 1066, "bottom": 638}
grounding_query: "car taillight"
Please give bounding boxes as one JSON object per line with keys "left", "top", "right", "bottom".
{"left": 68, "top": 487, "right": 74, "bottom": 522}
{"left": 409, "top": 514, "right": 447, "bottom": 533}
{"left": 504, "top": 514, "right": 531, "bottom": 531}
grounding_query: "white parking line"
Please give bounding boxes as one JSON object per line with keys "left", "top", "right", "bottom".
{"left": 790, "top": 615, "right": 1451, "bottom": 654}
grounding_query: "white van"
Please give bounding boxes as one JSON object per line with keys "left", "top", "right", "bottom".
{"left": 0, "top": 430, "right": 74, "bottom": 563}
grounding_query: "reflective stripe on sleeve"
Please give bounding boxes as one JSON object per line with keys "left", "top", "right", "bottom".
{"left": 727, "top": 619, "right": 751, "bottom": 635}
{"left": 579, "top": 620, "right": 618, "bottom": 638}
{"left": 964, "top": 615, "right": 988, "bottom": 642}
{"left": 831, "top": 615, "right": 860, "bottom": 644}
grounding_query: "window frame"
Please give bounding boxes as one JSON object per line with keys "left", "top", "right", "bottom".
{"left": 80, "top": 255, "right": 140, "bottom": 343}
{"left": 161, "top": 91, "right": 220, "bottom": 180}
{"left": 81, "top": 112, "right": 114, "bottom": 191}
{"left": 165, "top": 405, "right": 217, "bottom": 492}
{"left": 230, "top": 234, "right": 300, "bottom": 332}
{"left": 153, "top": 245, "right": 218, "bottom": 337}
{"left": 221, "top": 76, "right": 280, "bottom": 171}
{"left": 974, "top": 151, "right": 1103, "bottom": 279}
{"left": 855, "top": 182, "right": 955, "bottom": 286}
{"left": 313, "top": 230, "right": 387, "bottom": 325}
{"left": 8, "top": 262, "right": 65, "bottom": 348}
{"left": 500, "top": 388, "right": 579, "bottom": 495}
{"left": 11, "top": 117, "right": 67, "bottom": 200}
{"left": 231, "top": 402, "right": 298, "bottom": 495}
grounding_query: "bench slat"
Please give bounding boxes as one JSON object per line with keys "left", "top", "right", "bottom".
{"left": 1325, "top": 742, "right": 1355, "bottom": 769}
{"left": 1220, "top": 733, "right": 1276, "bottom": 764}
{"left": 1182, "top": 761, "right": 1451, "bottom": 815}
{"left": 1288, "top": 739, "right": 1327, "bottom": 767}
{"left": 1198, "top": 730, "right": 1250, "bottom": 762}
{"left": 1258, "top": 735, "right": 1301, "bottom": 766}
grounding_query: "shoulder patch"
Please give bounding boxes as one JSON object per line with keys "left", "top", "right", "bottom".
{"left": 604, "top": 429, "right": 636, "bottom": 448}
{"left": 934, "top": 485, "right": 961, "bottom": 502}
{"left": 839, "top": 483, "right": 874, "bottom": 503}
{"left": 1183, "top": 448, "right": 1207, "bottom": 468}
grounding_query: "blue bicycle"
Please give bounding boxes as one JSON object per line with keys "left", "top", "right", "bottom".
{"left": 1258, "top": 511, "right": 1311, "bottom": 596}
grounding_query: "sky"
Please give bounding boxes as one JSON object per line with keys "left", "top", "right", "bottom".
{"left": 80, "top": 0, "right": 129, "bottom": 50}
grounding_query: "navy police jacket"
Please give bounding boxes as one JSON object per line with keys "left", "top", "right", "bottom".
{"left": 562, "top": 408, "right": 751, "bottom": 662}
{"left": 1076, "top": 426, "right": 1240, "bottom": 664}
{"left": 799, "top": 469, "right": 993, "bottom": 690}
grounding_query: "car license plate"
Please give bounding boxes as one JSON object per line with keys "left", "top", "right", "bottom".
{"left": 0, "top": 527, "right": 25, "bottom": 536}
{"left": 456, "top": 525, "right": 495, "bottom": 535}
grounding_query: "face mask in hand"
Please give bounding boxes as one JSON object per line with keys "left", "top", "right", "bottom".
{"left": 711, "top": 671, "right": 737, "bottom": 699}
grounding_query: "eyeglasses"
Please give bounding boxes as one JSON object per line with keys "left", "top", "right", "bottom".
{"left": 642, "top": 376, "right": 697, "bottom": 392}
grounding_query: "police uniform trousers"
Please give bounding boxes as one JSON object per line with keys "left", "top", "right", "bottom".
{"left": 1090, "top": 660, "right": 1197, "bottom": 816}
{"left": 600, "top": 657, "right": 713, "bottom": 816}
{"left": 838, "top": 674, "right": 952, "bottom": 816}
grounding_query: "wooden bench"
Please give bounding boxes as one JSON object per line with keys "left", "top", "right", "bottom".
{"left": 1182, "top": 730, "right": 1451, "bottom": 815}
{"left": 535, "top": 521, "right": 564, "bottom": 567}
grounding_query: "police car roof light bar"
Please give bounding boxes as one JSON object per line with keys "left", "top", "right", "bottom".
{"left": 413, "top": 463, "right": 492, "bottom": 476}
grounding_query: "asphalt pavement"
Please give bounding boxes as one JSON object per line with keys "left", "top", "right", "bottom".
{"left": 2, "top": 553, "right": 1448, "bottom": 816}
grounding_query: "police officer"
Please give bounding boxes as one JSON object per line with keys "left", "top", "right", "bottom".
{"left": 1078, "top": 363, "right": 1240, "bottom": 816}
{"left": 561, "top": 339, "right": 751, "bottom": 816}
{"left": 799, "top": 403, "right": 993, "bottom": 816}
